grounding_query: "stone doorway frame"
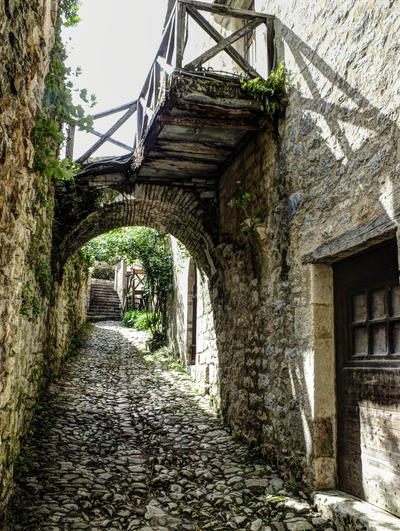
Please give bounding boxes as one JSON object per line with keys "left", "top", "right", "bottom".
{"left": 303, "top": 209, "right": 400, "bottom": 490}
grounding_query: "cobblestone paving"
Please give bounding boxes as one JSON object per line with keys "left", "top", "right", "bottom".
{"left": 7, "top": 322, "right": 335, "bottom": 531}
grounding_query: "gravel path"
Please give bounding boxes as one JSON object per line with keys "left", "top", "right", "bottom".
{"left": 6, "top": 322, "right": 335, "bottom": 530}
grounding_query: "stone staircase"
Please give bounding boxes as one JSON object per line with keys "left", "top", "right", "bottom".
{"left": 87, "top": 279, "right": 121, "bottom": 321}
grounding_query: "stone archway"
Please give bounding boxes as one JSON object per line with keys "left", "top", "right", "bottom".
{"left": 57, "top": 183, "right": 218, "bottom": 278}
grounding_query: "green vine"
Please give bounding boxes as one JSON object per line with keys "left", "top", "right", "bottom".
{"left": 241, "top": 62, "right": 288, "bottom": 121}
{"left": 36, "top": 260, "right": 53, "bottom": 298}
{"left": 31, "top": 1, "right": 96, "bottom": 183}
{"left": 20, "top": 285, "right": 43, "bottom": 322}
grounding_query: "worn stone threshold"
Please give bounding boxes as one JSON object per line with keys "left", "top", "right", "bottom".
{"left": 314, "top": 490, "right": 400, "bottom": 530}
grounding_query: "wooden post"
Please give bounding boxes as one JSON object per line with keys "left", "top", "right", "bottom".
{"left": 65, "top": 124, "right": 75, "bottom": 159}
{"left": 266, "top": 18, "right": 275, "bottom": 74}
{"left": 175, "top": 1, "right": 186, "bottom": 68}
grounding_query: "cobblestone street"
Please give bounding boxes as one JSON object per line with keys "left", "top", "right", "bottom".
{"left": 7, "top": 322, "right": 335, "bottom": 530}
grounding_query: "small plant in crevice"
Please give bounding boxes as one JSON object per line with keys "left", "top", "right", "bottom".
{"left": 241, "top": 62, "right": 288, "bottom": 123}
{"left": 228, "top": 181, "right": 267, "bottom": 233}
{"left": 14, "top": 447, "right": 35, "bottom": 484}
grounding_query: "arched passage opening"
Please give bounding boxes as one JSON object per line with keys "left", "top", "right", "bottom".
{"left": 57, "top": 183, "right": 218, "bottom": 279}
{"left": 54, "top": 180, "right": 221, "bottom": 402}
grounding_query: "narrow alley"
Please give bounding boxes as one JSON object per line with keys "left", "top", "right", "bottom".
{"left": 6, "top": 323, "right": 334, "bottom": 531}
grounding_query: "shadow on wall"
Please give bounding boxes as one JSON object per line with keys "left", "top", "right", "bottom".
{"left": 274, "top": 11, "right": 400, "bottom": 495}
{"left": 277, "top": 19, "right": 399, "bottom": 238}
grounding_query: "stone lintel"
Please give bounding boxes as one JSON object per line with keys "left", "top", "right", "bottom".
{"left": 302, "top": 208, "right": 400, "bottom": 265}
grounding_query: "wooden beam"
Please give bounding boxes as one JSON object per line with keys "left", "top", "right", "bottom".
{"left": 156, "top": 139, "right": 232, "bottom": 156}
{"left": 185, "top": 16, "right": 263, "bottom": 70}
{"left": 179, "top": 0, "right": 273, "bottom": 21}
{"left": 92, "top": 101, "right": 137, "bottom": 120}
{"left": 76, "top": 105, "right": 136, "bottom": 163}
{"left": 266, "top": 18, "right": 275, "bottom": 74}
{"left": 186, "top": 6, "right": 260, "bottom": 77}
{"left": 159, "top": 113, "right": 262, "bottom": 130}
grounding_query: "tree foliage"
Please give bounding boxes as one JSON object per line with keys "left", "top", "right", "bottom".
{"left": 82, "top": 227, "right": 173, "bottom": 349}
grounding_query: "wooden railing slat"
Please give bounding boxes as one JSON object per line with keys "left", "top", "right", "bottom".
{"left": 179, "top": 0, "right": 273, "bottom": 21}
{"left": 185, "top": 16, "right": 263, "bottom": 71}
{"left": 89, "top": 130, "right": 134, "bottom": 152}
{"left": 175, "top": 2, "right": 186, "bottom": 68}
{"left": 92, "top": 101, "right": 137, "bottom": 120}
{"left": 77, "top": 105, "right": 136, "bottom": 163}
{"left": 186, "top": 6, "right": 260, "bottom": 77}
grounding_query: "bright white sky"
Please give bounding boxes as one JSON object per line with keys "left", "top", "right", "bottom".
{"left": 63, "top": 0, "right": 168, "bottom": 158}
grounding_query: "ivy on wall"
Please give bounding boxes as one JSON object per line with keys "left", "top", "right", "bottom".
{"left": 21, "top": 1, "right": 95, "bottom": 321}
{"left": 240, "top": 62, "right": 288, "bottom": 122}
{"left": 31, "top": 0, "right": 95, "bottom": 183}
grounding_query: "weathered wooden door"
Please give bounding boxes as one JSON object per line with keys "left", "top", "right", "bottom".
{"left": 334, "top": 239, "right": 400, "bottom": 516}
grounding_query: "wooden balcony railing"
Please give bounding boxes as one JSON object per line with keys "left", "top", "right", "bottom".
{"left": 67, "top": 0, "right": 274, "bottom": 164}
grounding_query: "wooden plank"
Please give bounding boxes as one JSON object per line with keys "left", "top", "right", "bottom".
{"left": 156, "top": 139, "right": 232, "bottom": 157}
{"left": 159, "top": 113, "right": 262, "bottom": 130}
{"left": 185, "top": 16, "right": 263, "bottom": 71}
{"left": 166, "top": 15, "right": 176, "bottom": 66}
{"left": 137, "top": 166, "right": 213, "bottom": 179}
{"left": 179, "top": 0, "right": 273, "bottom": 21}
{"left": 171, "top": 101, "right": 260, "bottom": 120}
{"left": 158, "top": 4, "right": 176, "bottom": 58}
{"left": 77, "top": 171, "right": 125, "bottom": 184}
{"left": 177, "top": 90, "right": 261, "bottom": 111}
{"left": 266, "top": 18, "right": 275, "bottom": 75}
{"left": 76, "top": 105, "right": 136, "bottom": 163}
{"left": 158, "top": 123, "right": 245, "bottom": 145}
{"left": 143, "top": 158, "right": 218, "bottom": 173}
{"left": 186, "top": 6, "right": 260, "bottom": 77}
{"left": 137, "top": 101, "right": 144, "bottom": 141}
{"left": 149, "top": 147, "right": 227, "bottom": 163}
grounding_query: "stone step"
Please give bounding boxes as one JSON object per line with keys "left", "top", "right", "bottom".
{"left": 88, "top": 282, "right": 122, "bottom": 321}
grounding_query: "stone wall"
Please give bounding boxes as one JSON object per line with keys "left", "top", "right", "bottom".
{"left": 167, "top": 237, "right": 219, "bottom": 405}
{"left": 0, "top": 0, "right": 89, "bottom": 515}
{"left": 208, "top": 0, "right": 400, "bottom": 491}
{"left": 165, "top": 0, "right": 400, "bottom": 493}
